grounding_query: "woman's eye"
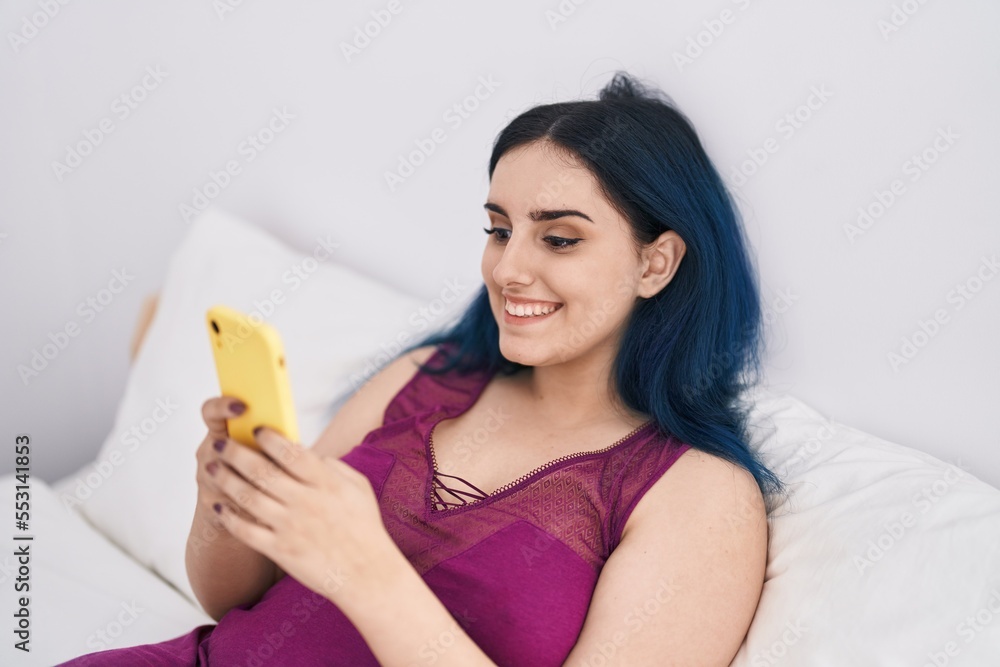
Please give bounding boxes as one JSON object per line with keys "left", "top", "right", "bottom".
{"left": 482, "top": 227, "right": 580, "bottom": 250}
{"left": 483, "top": 227, "right": 511, "bottom": 242}
{"left": 545, "top": 236, "right": 581, "bottom": 249}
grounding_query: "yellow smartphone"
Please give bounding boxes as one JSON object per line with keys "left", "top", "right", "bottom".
{"left": 205, "top": 304, "right": 299, "bottom": 450}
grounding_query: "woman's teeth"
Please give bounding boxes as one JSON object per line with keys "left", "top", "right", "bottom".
{"left": 504, "top": 300, "right": 561, "bottom": 317}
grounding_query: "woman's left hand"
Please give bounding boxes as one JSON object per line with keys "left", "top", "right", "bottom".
{"left": 208, "top": 426, "right": 397, "bottom": 605}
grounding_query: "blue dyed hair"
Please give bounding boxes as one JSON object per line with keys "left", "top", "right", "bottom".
{"left": 395, "top": 71, "right": 787, "bottom": 508}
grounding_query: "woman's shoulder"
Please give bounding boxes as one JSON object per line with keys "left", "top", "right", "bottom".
{"left": 371, "top": 344, "right": 442, "bottom": 398}
{"left": 622, "top": 446, "right": 766, "bottom": 542}
{"left": 310, "top": 345, "right": 440, "bottom": 458}
{"left": 381, "top": 343, "right": 504, "bottom": 424}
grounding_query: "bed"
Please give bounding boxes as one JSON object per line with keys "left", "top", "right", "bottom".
{"left": 7, "top": 207, "right": 999, "bottom": 666}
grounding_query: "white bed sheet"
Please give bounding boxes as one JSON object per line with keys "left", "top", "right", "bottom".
{"left": 0, "top": 473, "right": 214, "bottom": 667}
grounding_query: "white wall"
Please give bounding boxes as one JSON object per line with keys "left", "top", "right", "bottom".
{"left": 1, "top": 0, "right": 997, "bottom": 489}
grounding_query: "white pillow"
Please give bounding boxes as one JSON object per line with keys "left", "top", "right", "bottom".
{"left": 57, "top": 207, "right": 433, "bottom": 607}
{"left": 732, "top": 386, "right": 1000, "bottom": 665}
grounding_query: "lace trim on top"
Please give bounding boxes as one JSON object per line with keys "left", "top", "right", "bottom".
{"left": 427, "top": 408, "right": 656, "bottom": 513}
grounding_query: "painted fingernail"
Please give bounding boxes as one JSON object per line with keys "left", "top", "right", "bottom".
{"left": 213, "top": 439, "right": 226, "bottom": 452}
{"left": 206, "top": 461, "right": 218, "bottom": 475}
{"left": 230, "top": 400, "right": 246, "bottom": 415}
{"left": 213, "top": 502, "right": 222, "bottom": 514}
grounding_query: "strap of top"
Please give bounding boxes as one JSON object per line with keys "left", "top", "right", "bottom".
{"left": 381, "top": 344, "right": 490, "bottom": 427}
{"left": 607, "top": 434, "right": 693, "bottom": 550}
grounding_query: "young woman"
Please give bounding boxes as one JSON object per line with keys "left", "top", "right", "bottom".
{"left": 60, "top": 72, "right": 786, "bottom": 666}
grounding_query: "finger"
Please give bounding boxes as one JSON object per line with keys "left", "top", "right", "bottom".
{"left": 212, "top": 461, "right": 288, "bottom": 529}
{"left": 253, "top": 427, "right": 323, "bottom": 486}
{"left": 196, "top": 457, "right": 250, "bottom": 507}
{"left": 201, "top": 396, "right": 248, "bottom": 441}
{"left": 214, "top": 437, "right": 304, "bottom": 501}
{"left": 195, "top": 457, "right": 248, "bottom": 510}
{"left": 215, "top": 502, "right": 277, "bottom": 556}
{"left": 197, "top": 486, "right": 258, "bottom": 525}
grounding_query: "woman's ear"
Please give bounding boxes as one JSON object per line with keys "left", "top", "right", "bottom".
{"left": 637, "top": 230, "right": 686, "bottom": 299}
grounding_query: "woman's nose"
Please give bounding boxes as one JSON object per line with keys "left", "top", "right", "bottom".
{"left": 491, "top": 232, "right": 534, "bottom": 287}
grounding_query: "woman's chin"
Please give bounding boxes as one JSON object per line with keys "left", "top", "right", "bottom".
{"left": 498, "top": 340, "right": 542, "bottom": 366}
{"left": 499, "top": 339, "right": 571, "bottom": 368}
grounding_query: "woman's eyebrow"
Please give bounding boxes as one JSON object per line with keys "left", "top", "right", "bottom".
{"left": 483, "top": 202, "right": 594, "bottom": 224}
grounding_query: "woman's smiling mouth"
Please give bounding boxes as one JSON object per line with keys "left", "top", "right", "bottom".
{"left": 502, "top": 297, "right": 563, "bottom": 324}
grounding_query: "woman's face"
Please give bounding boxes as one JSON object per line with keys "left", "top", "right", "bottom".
{"left": 481, "top": 139, "right": 683, "bottom": 368}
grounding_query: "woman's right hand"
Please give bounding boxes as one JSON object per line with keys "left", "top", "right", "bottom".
{"left": 196, "top": 396, "right": 259, "bottom": 530}
{"left": 189, "top": 396, "right": 283, "bottom": 620}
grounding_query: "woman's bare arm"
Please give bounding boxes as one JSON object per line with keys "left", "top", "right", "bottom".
{"left": 562, "top": 449, "right": 769, "bottom": 666}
